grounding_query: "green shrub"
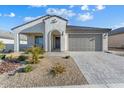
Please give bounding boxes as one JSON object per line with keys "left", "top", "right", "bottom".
{"left": 49, "top": 63, "right": 66, "bottom": 77}
{"left": 0, "top": 41, "right": 5, "bottom": 51}
{"left": 0, "top": 54, "right": 6, "bottom": 60}
{"left": 39, "top": 56, "right": 44, "bottom": 59}
{"left": 6, "top": 55, "right": 13, "bottom": 60}
{"left": 26, "top": 47, "right": 44, "bottom": 64}
{"left": 22, "top": 65, "right": 33, "bottom": 73}
{"left": 17, "top": 55, "right": 28, "bottom": 61}
{"left": 62, "top": 56, "right": 70, "bottom": 59}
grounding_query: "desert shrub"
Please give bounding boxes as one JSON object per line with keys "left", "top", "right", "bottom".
{"left": 0, "top": 41, "right": 5, "bottom": 52}
{"left": 0, "top": 54, "right": 6, "bottom": 60}
{"left": 49, "top": 63, "right": 66, "bottom": 77}
{"left": 21, "top": 65, "right": 33, "bottom": 73}
{"left": 26, "top": 47, "right": 44, "bottom": 64}
{"left": 62, "top": 56, "right": 70, "bottom": 59}
{"left": 39, "top": 56, "right": 44, "bottom": 59}
{"left": 17, "top": 55, "right": 28, "bottom": 61}
{"left": 5, "top": 55, "right": 19, "bottom": 63}
{"left": 6, "top": 55, "right": 13, "bottom": 60}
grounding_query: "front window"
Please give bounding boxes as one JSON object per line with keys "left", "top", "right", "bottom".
{"left": 35, "top": 36, "right": 43, "bottom": 48}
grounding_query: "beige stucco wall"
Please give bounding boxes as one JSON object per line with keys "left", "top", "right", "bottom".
{"left": 108, "top": 33, "right": 124, "bottom": 48}
{"left": 44, "top": 16, "right": 67, "bottom": 52}
{"left": 103, "top": 33, "right": 108, "bottom": 51}
{"left": 27, "top": 33, "right": 43, "bottom": 48}
{"left": 13, "top": 15, "right": 109, "bottom": 52}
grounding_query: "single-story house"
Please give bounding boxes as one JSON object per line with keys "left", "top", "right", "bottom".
{"left": 0, "top": 29, "right": 27, "bottom": 51}
{"left": 109, "top": 27, "right": 124, "bottom": 49}
{"left": 12, "top": 15, "right": 111, "bottom": 52}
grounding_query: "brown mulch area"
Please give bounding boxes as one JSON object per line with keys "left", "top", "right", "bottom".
{"left": 0, "top": 62, "right": 21, "bottom": 74}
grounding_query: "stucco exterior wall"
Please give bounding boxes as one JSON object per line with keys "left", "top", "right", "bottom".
{"left": 21, "top": 23, "right": 45, "bottom": 34}
{"left": 13, "top": 15, "right": 109, "bottom": 52}
{"left": 27, "top": 33, "right": 43, "bottom": 48}
{"left": 44, "top": 16, "right": 67, "bottom": 51}
{"left": 102, "top": 33, "right": 108, "bottom": 51}
{"left": 13, "top": 16, "right": 48, "bottom": 33}
{"left": 108, "top": 33, "right": 124, "bottom": 48}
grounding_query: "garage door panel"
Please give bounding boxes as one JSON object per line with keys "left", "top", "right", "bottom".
{"left": 69, "top": 34, "right": 102, "bottom": 51}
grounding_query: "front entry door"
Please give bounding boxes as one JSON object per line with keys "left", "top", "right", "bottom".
{"left": 55, "top": 37, "right": 60, "bottom": 49}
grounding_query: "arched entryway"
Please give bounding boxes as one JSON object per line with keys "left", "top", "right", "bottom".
{"left": 51, "top": 30, "right": 61, "bottom": 52}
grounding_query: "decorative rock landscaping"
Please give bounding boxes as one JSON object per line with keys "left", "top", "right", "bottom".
{"left": 0, "top": 56, "right": 88, "bottom": 88}
{"left": 0, "top": 62, "right": 21, "bottom": 74}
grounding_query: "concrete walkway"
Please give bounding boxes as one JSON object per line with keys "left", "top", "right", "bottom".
{"left": 70, "top": 52, "right": 124, "bottom": 85}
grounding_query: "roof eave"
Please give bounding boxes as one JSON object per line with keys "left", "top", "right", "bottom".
{"left": 11, "top": 15, "right": 68, "bottom": 31}
{"left": 11, "top": 15, "right": 50, "bottom": 30}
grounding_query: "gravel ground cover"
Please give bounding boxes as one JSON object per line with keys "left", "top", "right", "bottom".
{"left": 0, "top": 56, "right": 88, "bottom": 87}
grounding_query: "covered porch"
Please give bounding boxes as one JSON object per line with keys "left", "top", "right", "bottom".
{"left": 14, "top": 30, "right": 62, "bottom": 52}
{"left": 14, "top": 32, "right": 44, "bottom": 52}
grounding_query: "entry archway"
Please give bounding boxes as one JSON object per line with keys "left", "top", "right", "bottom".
{"left": 51, "top": 30, "right": 61, "bottom": 52}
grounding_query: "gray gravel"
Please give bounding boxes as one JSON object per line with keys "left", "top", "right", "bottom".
{"left": 0, "top": 56, "right": 88, "bottom": 88}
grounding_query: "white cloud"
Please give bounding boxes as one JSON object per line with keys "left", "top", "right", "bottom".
{"left": 96, "top": 5, "right": 105, "bottom": 10}
{"left": 77, "top": 12, "right": 93, "bottom": 21}
{"left": 81, "top": 5, "right": 89, "bottom": 11}
{"left": 69, "top": 5, "right": 74, "bottom": 8}
{"left": 29, "top": 5, "right": 47, "bottom": 8}
{"left": 24, "top": 16, "right": 40, "bottom": 22}
{"left": 92, "top": 9, "right": 96, "bottom": 12}
{"left": 46, "top": 8, "right": 76, "bottom": 18}
{"left": 0, "top": 13, "right": 2, "bottom": 16}
{"left": 112, "top": 22, "right": 124, "bottom": 29}
{"left": 4, "top": 12, "right": 15, "bottom": 17}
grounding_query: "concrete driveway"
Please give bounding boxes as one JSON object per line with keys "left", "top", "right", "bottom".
{"left": 70, "top": 52, "right": 124, "bottom": 85}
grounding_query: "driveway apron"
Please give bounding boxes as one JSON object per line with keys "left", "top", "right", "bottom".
{"left": 70, "top": 52, "right": 124, "bottom": 84}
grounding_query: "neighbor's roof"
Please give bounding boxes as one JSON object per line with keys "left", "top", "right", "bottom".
{"left": 0, "top": 29, "right": 27, "bottom": 40}
{"left": 109, "top": 27, "right": 124, "bottom": 35}
{"left": 0, "top": 29, "right": 14, "bottom": 39}
{"left": 11, "top": 15, "right": 68, "bottom": 30}
{"left": 67, "top": 25, "right": 111, "bottom": 32}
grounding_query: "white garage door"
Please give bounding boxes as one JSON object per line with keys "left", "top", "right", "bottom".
{"left": 69, "top": 34, "right": 102, "bottom": 51}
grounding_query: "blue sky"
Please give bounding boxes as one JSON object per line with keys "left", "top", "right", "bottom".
{"left": 0, "top": 5, "right": 124, "bottom": 31}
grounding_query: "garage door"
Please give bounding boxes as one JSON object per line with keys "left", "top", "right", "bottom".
{"left": 69, "top": 34, "right": 102, "bottom": 51}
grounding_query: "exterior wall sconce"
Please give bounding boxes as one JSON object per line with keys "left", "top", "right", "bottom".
{"left": 103, "top": 33, "right": 107, "bottom": 39}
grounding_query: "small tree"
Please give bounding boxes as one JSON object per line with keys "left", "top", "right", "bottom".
{"left": 0, "top": 41, "right": 5, "bottom": 51}
{"left": 27, "top": 46, "right": 44, "bottom": 64}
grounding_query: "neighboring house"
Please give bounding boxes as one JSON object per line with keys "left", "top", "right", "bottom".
{"left": 0, "top": 29, "right": 27, "bottom": 51}
{"left": 12, "top": 15, "right": 111, "bottom": 52}
{"left": 109, "top": 27, "right": 124, "bottom": 49}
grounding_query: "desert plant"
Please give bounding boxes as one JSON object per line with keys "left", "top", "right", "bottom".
{"left": 21, "top": 65, "right": 33, "bottom": 73}
{"left": 17, "top": 55, "right": 28, "bottom": 61}
{"left": 0, "top": 41, "right": 5, "bottom": 52}
{"left": 6, "top": 54, "right": 13, "bottom": 60}
{"left": 39, "top": 55, "right": 44, "bottom": 59}
{"left": 27, "top": 47, "right": 44, "bottom": 64}
{"left": 5, "top": 55, "right": 19, "bottom": 63}
{"left": 49, "top": 63, "right": 66, "bottom": 77}
{"left": 0, "top": 54, "right": 6, "bottom": 60}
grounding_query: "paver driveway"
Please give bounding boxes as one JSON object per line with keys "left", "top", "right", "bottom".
{"left": 70, "top": 52, "right": 124, "bottom": 85}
